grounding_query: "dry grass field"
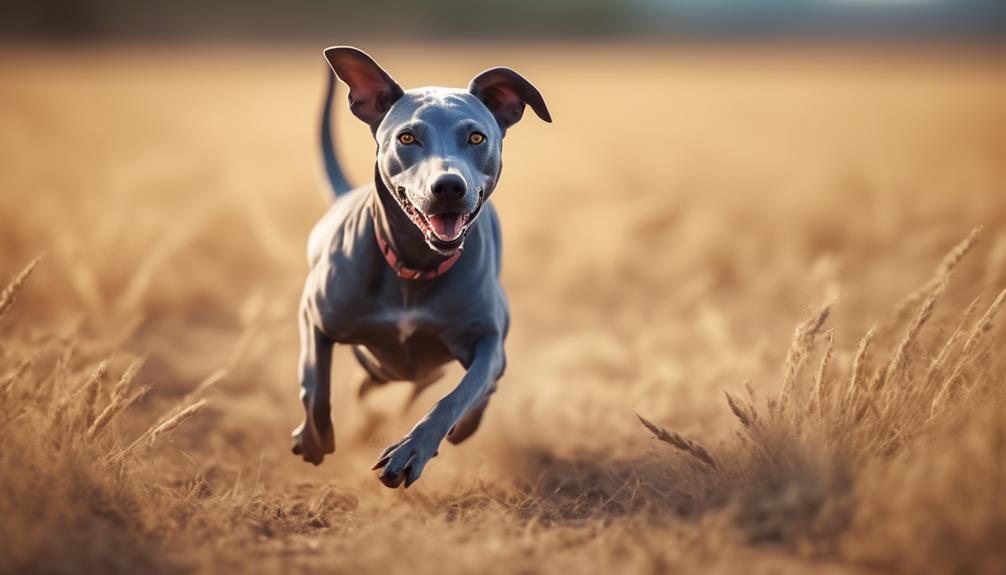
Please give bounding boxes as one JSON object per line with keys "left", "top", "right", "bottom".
{"left": 1, "top": 43, "right": 1005, "bottom": 574}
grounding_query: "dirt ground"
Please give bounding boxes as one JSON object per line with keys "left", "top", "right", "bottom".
{"left": 1, "top": 43, "right": 1005, "bottom": 574}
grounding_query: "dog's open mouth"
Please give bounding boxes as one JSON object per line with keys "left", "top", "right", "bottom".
{"left": 425, "top": 213, "right": 468, "bottom": 241}
{"left": 396, "top": 187, "right": 484, "bottom": 253}
{"left": 404, "top": 202, "right": 470, "bottom": 243}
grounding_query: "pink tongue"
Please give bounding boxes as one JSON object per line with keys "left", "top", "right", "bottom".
{"left": 429, "top": 213, "right": 462, "bottom": 240}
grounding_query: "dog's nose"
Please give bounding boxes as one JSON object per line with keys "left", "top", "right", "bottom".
{"left": 431, "top": 174, "right": 466, "bottom": 201}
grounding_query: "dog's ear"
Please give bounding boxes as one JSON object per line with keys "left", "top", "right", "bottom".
{"left": 324, "top": 46, "right": 404, "bottom": 131}
{"left": 469, "top": 68, "right": 551, "bottom": 132}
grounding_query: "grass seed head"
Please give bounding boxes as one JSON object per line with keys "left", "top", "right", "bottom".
{"left": 0, "top": 254, "right": 44, "bottom": 324}
{"left": 637, "top": 413, "right": 718, "bottom": 469}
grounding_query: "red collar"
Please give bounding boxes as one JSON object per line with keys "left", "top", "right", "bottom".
{"left": 374, "top": 223, "right": 462, "bottom": 280}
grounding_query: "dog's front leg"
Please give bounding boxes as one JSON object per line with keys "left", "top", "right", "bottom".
{"left": 291, "top": 306, "right": 336, "bottom": 465}
{"left": 373, "top": 337, "right": 504, "bottom": 488}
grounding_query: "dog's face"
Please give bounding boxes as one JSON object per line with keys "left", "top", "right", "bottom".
{"left": 374, "top": 89, "right": 500, "bottom": 254}
{"left": 325, "top": 47, "right": 551, "bottom": 255}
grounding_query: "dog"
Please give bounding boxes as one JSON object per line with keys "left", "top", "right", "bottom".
{"left": 291, "top": 46, "right": 551, "bottom": 488}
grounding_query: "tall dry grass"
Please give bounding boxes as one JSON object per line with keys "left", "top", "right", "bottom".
{"left": 0, "top": 257, "right": 211, "bottom": 574}
{"left": 639, "top": 229, "right": 1006, "bottom": 573}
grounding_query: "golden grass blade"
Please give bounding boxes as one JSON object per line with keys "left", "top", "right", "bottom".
{"left": 935, "top": 227, "right": 982, "bottom": 279}
{"left": 926, "top": 293, "right": 983, "bottom": 384}
{"left": 1, "top": 357, "right": 33, "bottom": 397}
{"left": 812, "top": 330, "right": 836, "bottom": 418}
{"left": 728, "top": 390, "right": 752, "bottom": 426}
{"left": 80, "top": 361, "right": 111, "bottom": 431}
{"left": 0, "top": 254, "right": 44, "bottom": 324}
{"left": 931, "top": 287, "right": 1006, "bottom": 415}
{"left": 110, "top": 357, "right": 146, "bottom": 399}
{"left": 50, "top": 359, "right": 107, "bottom": 429}
{"left": 844, "top": 326, "right": 876, "bottom": 411}
{"left": 724, "top": 389, "right": 755, "bottom": 428}
{"left": 188, "top": 369, "right": 226, "bottom": 401}
{"left": 878, "top": 275, "right": 949, "bottom": 393}
{"left": 780, "top": 301, "right": 834, "bottom": 413}
{"left": 68, "top": 359, "right": 111, "bottom": 399}
{"left": 956, "top": 286, "right": 1006, "bottom": 361}
{"left": 864, "top": 273, "right": 952, "bottom": 433}
{"left": 144, "top": 368, "right": 226, "bottom": 436}
{"left": 84, "top": 359, "right": 146, "bottom": 439}
{"left": 637, "top": 413, "right": 717, "bottom": 469}
{"left": 111, "top": 399, "right": 210, "bottom": 465}
{"left": 49, "top": 359, "right": 110, "bottom": 430}
{"left": 888, "top": 227, "right": 980, "bottom": 328}
{"left": 147, "top": 398, "right": 209, "bottom": 447}
{"left": 86, "top": 385, "right": 149, "bottom": 441}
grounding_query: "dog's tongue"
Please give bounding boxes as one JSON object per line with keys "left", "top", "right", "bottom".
{"left": 429, "top": 213, "right": 463, "bottom": 241}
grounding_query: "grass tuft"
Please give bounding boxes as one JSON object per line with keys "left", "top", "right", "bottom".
{"left": 638, "top": 229, "right": 1006, "bottom": 571}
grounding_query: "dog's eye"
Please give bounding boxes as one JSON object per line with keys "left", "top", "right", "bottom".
{"left": 468, "top": 132, "right": 486, "bottom": 145}
{"left": 398, "top": 133, "right": 416, "bottom": 145}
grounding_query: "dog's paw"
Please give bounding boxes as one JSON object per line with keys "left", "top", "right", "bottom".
{"left": 371, "top": 427, "right": 441, "bottom": 488}
{"left": 291, "top": 420, "right": 335, "bottom": 465}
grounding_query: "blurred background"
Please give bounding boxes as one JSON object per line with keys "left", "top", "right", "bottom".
{"left": 2, "top": 2, "right": 1005, "bottom": 575}
{"left": 4, "top": 0, "right": 1006, "bottom": 41}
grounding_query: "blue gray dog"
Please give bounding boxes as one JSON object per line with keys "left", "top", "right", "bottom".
{"left": 292, "top": 47, "right": 551, "bottom": 488}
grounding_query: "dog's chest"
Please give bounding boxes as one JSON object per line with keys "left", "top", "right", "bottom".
{"left": 359, "top": 307, "right": 440, "bottom": 347}
{"left": 349, "top": 307, "right": 454, "bottom": 380}
{"left": 391, "top": 309, "right": 421, "bottom": 344}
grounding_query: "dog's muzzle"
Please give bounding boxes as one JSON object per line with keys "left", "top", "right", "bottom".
{"left": 396, "top": 185, "right": 486, "bottom": 255}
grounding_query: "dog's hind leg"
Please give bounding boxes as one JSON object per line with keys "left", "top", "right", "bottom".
{"left": 403, "top": 367, "right": 446, "bottom": 411}
{"left": 292, "top": 307, "right": 336, "bottom": 465}
{"left": 353, "top": 346, "right": 390, "bottom": 400}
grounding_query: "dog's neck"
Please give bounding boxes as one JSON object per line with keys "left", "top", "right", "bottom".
{"left": 371, "top": 166, "right": 454, "bottom": 272}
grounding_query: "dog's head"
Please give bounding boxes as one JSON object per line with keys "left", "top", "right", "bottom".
{"left": 324, "top": 46, "right": 551, "bottom": 255}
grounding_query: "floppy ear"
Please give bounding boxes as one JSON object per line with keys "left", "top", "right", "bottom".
{"left": 324, "top": 46, "right": 404, "bottom": 131}
{"left": 468, "top": 67, "right": 552, "bottom": 132}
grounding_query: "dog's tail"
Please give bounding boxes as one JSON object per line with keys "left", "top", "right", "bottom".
{"left": 321, "top": 69, "right": 353, "bottom": 198}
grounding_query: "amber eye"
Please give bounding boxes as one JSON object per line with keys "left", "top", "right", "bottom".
{"left": 398, "top": 133, "right": 416, "bottom": 145}
{"left": 468, "top": 132, "right": 486, "bottom": 145}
